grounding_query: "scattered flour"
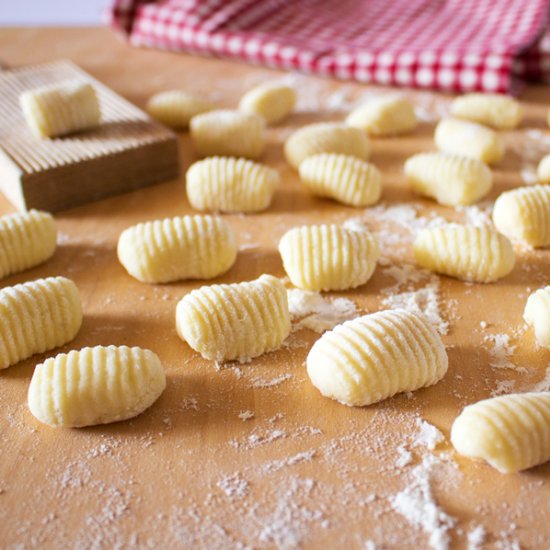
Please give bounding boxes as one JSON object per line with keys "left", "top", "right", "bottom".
{"left": 238, "top": 410, "right": 255, "bottom": 421}
{"left": 467, "top": 525, "right": 487, "bottom": 550}
{"left": 250, "top": 374, "right": 293, "bottom": 389}
{"left": 217, "top": 473, "right": 249, "bottom": 499}
{"left": 455, "top": 203, "right": 494, "bottom": 227}
{"left": 263, "top": 450, "right": 317, "bottom": 473}
{"left": 483, "top": 334, "right": 519, "bottom": 370}
{"left": 490, "top": 379, "right": 517, "bottom": 397}
{"left": 287, "top": 289, "right": 358, "bottom": 333}
{"left": 395, "top": 446, "right": 414, "bottom": 468}
{"left": 525, "top": 364, "right": 550, "bottom": 392}
{"left": 412, "top": 419, "right": 445, "bottom": 451}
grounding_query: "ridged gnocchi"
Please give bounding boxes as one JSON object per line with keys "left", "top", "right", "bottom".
{"left": 176, "top": 274, "right": 290, "bottom": 362}
{"left": 28, "top": 345, "right": 166, "bottom": 428}
{"left": 414, "top": 225, "right": 515, "bottom": 283}
{"left": 239, "top": 83, "right": 296, "bottom": 125}
{"left": 451, "top": 392, "right": 550, "bottom": 473}
{"left": 190, "top": 109, "right": 265, "bottom": 159}
{"left": 306, "top": 309, "right": 448, "bottom": 406}
{"left": 117, "top": 215, "right": 236, "bottom": 283}
{"left": 186, "top": 157, "right": 279, "bottom": 213}
{"left": 298, "top": 153, "right": 382, "bottom": 207}
{"left": 0, "top": 276, "right": 82, "bottom": 369}
{"left": 449, "top": 93, "right": 522, "bottom": 129}
{"left": 146, "top": 90, "right": 213, "bottom": 129}
{"left": 346, "top": 96, "right": 417, "bottom": 136}
{"left": 492, "top": 185, "right": 550, "bottom": 248}
{"left": 284, "top": 122, "right": 370, "bottom": 170}
{"left": 524, "top": 286, "right": 550, "bottom": 348}
{"left": 0, "top": 210, "right": 57, "bottom": 279}
{"left": 20, "top": 81, "right": 100, "bottom": 138}
{"left": 434, "top": 118, "right": 504, "bottom": 165}
{"left": 404, "top": 152, "right": 492, "bottom": 206}
{"left": 537, "top": 154, "right": 550, "bottom": 183}
{"left": 278, "top": 224, "right": 379, "bottom": 291}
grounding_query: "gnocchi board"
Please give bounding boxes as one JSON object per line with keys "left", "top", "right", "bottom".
{"left": 0, "top": 60, "right": 180, "bottom": 212}
{"left": 0, "top": 27, "right": 550, "bottom": 550}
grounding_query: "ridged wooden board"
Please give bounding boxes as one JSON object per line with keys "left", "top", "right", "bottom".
{"left": 0, "top": 60, "right": 179, "bottom": 212}
{"left": 0, "top": 27, "right": 550, "bottom": 550}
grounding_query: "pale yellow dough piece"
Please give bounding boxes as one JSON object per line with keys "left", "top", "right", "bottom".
{"left": 176, "top": 274, "right": 290, "bottom": 362}
{"left": 537, "top": 154, "right": 550, "bottom": 183}
{"left": 346, "top": 96, "right": 417, "bottom": 136}
{"left": 190, "top": 109, "right": 265, "bottom": 159}
{"left": 434, "top": 118, "right": 504, "bottom": 164}
{"left": 0, "top": 276, "right": 82, "bottom": 369}
{"left": 404, "top": 152, "right": 492, "bottom": 206}
{"left": 239, "top": 83, "right": 296, "bottom": 124}
{"left": 492, "top": 185, "right": 550, "bottom": 248}
{"left": 146, "top": 90, "right": 213, "bottom": 129}
{"left": 284, "top": 122, "right": 370, "bottom": 170}
{"left": 20, "top": 80, "right": 100, "bottom": 138}
{"left": 298, "top": 153, "right": 382, "bottom": 207}
{"left": 28, "top": 345, "right": 166, "bottom": 428}
{"left": 278, "top": 224, "right": 379, "bottom": 291}
{"left": 524, "top": 286, "right": 550, "bottom": 348}
{"left": 0, "top": 209, "right": 57, "bottom": 279}
{"left": 186, "top": 157, "right": 280, "bottom": 213}
{"left": 306, "top": 309, "right": 448, "bottom": 407}
{"left": 451, "top": 392, "right": 550, "bottom": 473}
{"left": 117, "top": 215, "right": 236, "bottom": 283}
{"left": 450, "top": 93, "right": 522, "bottom": 129}
{"left": 414, "top": 225, "right": 515, "bottom": 283}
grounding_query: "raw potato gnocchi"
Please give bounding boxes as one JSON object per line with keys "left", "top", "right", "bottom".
{"left": 176, "top": 274, "right": 290, "bottom": 362}
{"left": 492, "top": 185, "right": 550, "bottom": 248}
{"left": 146, "top": 90, "right": 213, "bottom": 129}
{"left": 0, "top": 277, "right": 82, "bottom": 369}
{"left": 537, "top": 154, "right": 550, "bottom": 183}
{"left": 346, "top": 96, "right": 417, "bottom": 136}
{"left": 186, "top": 157, "right": 280, "bottom": 213}
{"left": 414, "top": 225, "right": 515, "bottom": 283}
{"left": 306, "top": 309, "right": 448, "bottom": 407}
{"left": 239, "top": 83, "right": 296, "bottom": 124}
{"left": 28, "top": 346, "right": 166, "bottom": 428}
{"left": 190, "top": 109, "right": 265, "bottom": 159}
{"left": 284, "top": 122, "right": 370, "bottom": 169}
{"left": 298, "top": 153, "right": 382, "bottom": 207}
{"left": 434, "top": 118, "right": 504, "bottom": 165}
{"left": 20, "top": 81, "right": 100, "bottom": 138}
{"left": 117, "top": 215, "right": 236, "bottom": 283}
{"left": 450, "top": 93, "right": 522, "bottom": 129}
{"left": 451, "top": 393, "right": 550, "bottom": 473}
{"left": 404, "top": 152, "right": 492, "bottom": 206}
{"left": 524, "top": 286, "right": 550, "bottom": 348}
{"left": 0, "top": 209, "right": 57, "bottom": 279}
{"left": 278, "top": 224, "right": 379, "bottom": 291}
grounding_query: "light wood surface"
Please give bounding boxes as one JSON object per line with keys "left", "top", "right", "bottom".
{"left": 0, "top": 60, "right": 179, "bottom": 212}
{"left": 0, "top": 28, "right": 549, "bottom": 550}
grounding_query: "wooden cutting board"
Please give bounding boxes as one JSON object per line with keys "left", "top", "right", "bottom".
{"left": 0, "top": 27, "right": 549, "bottom": 550}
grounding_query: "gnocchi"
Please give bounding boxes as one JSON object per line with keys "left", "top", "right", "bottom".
{"left": 298, "top": 153, "right": 382, "bottom": 207}
{"left": 434, "top": 118, "right": 504, "bottom": 164}
{"left": 492, "top": 185, "right": 550, "bottom": 248}
{"left": 284, "top": 122, "right": 370, "bottom": 170}
{"left": 449, "top": 93, "right": 522, "bottom": 129}
{"left": 239, "top": 83, "right": 296, "bottom": 124}
{"left": 306, "top": 309, "right": 448, "bottom": 407}
{"left": 278, "top": 224, "right": 379, "bottom": 291}
{"left": 537, "top": 154, "right": 550, "bottom": 183}
{"left": 117, "top": 215, "right": 237, "bottom": 283}
{"left": 0, "top": 210, "right": 57, "bottom": 279}
{"left": 414, "top": 225, "right": 515, "bottom": 283}
{"left": 20, "top": 81, "right": 100, "bottom": 138}
{"left": 404, "top": 152, "right": 492, "bottom": 206}
{"left": 190, "top": 109, "right": 265, "bottom": 159}
{"left": 0, "top": 276, "right": 82, "bottom": 369}
{"left": 146, "top": 90, "right": 213, "bottom": 129}
{"left": 186, "top": 157, "right": 280, "bottom": 213}
{"left": 346, "top": 96, "right": 417, "bottom": 136}
{"left": 28, "top": 345, "right": 166, "bottom": 428}
{"left": 451, "top": 392, "right": 550, "bottom": 473}
{"left": 524, "top": 286, "right": 550, "bottom": 348}
{"left": 176, "top": 274, "right": 290, "bottom": 362}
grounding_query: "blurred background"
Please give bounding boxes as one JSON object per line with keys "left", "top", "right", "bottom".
{"left": 0, "top": 1, "right": 105, "bottom": 25}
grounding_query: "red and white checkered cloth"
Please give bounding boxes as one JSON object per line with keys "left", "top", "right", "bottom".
{"left": 107, "top": 0, "right": 550, "bottom": 94}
